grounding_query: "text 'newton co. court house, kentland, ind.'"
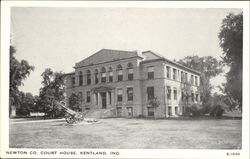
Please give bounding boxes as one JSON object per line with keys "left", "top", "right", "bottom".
{"left": 64, "top": 49, "right": 201, "bottom": 118}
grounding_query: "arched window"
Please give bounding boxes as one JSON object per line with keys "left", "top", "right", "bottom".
{"left": 101, "top": 67, "right": 106, "bottom": 83}
{"left": 79, "top": 71, "right": 83, "bottom": 86}
{"left": 117, "top": 64, "right": 123, "bottom": 81}
{"left": 108, "top": 67, "right": 113, "bottom": 82}
{"left": 127, "top": 63, "right": 134, "bottom": 80}
{"left": 86, "top": 70, "right": 91, "bottom": 85}
{"left": 95, "top": 69, "right": 99, "bottom": 84}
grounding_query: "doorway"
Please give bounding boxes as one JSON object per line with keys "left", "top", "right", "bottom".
{"left": 100, "top": 92, "right": 107, "bottom": 109}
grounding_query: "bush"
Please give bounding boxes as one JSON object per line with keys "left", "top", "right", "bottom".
{"left": 185, "top": 104, "right": 202, "bottom": 117}
{"left": 210, "top": 104, "right": 225, "bottom": 117}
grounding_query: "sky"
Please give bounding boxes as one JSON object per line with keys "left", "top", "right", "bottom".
{"left": 11, "top": 7, "right": 242, "bottom": 95}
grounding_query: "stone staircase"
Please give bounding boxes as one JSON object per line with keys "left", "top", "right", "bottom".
{"left": 84, "top": 108, "right": 116, "bottom": 119}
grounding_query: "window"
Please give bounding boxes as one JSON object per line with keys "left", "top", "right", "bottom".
{"left": 181, "top": 91, "right": 185, "bottom": 101}
{"left": 86, "top": 91, "right": 90, "bottom": 103}
{"left": 87, "top": 70, "right": 91, "bottom": 85}
{"left": 101, "top": 67, "right": 106, "bottom": 83}
{"left": 191, "top": 92, "right": 194, "bottom": 102}
{"left": 191, "top": 75, "right": 194, "bottom": 85}
{"left": 173, "top": 88, "right": 177, "bottom": 100}
{"left": 167, "top": 86, "right": 171, "bottom": 100}
{"left": 117, "top": 64, "right": 123, "bottom": 81}
{"left": 71, "top": 77, "right": 75, "bottom": 87}
{"left": 148, "top": 107, "right": 154, "bottom": 117}
{"left": 95, "top": 69, "right": 99, "bottom": 84}
{"left": 147, "top": 66, "right": 154, "bottom": 79}
{"left": 117, "top": 88, "right": 123, "bottom": 102}
{"left": 196, "top": 94, "right": 199, "bottom": 102}
{"left": 185, "top": 73, "right": 188, "bottom": 83}
{"left": 127, "top": 63, "right": 134, "bottom": 81}
{"left": 79, "top": 71, "right": 83, "bottom": 86}
{"left": 195, "top": 76, "right": 198, "bottom": 86}
{"left": 147, "top": 87, "right": 154, "bottom": 100}
{"left": 127, "top": 87, "right": 133, "bottom": 101}
{"left": 128, "top": 69, "right": 134, "bottom": 80}
{"left": 127, "top": 107, "right": 133, "bottom": 117}
{"left": 108, "top": 67, "right": 113, "bottom": 82}
{"left": 173, "top": 68, "right": 176, "bottom": 80}
{"left": 166, "top": 66, "right": 171, "bottom": 78}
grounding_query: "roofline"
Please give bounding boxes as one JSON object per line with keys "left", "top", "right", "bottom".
{"left": 74, "top": 55, "right": 143, "bottom": 69}
{"left": 63, "top": 72, "right": 75, "bottom": 76}
{"left": 141, "top": 58, "right": 201, "bottom": 75}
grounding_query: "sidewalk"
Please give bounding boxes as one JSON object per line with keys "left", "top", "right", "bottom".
{"left": 10, "top": 118, "right": 65, "bottom": 124}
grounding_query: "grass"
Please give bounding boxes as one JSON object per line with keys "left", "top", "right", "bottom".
{"left": 9, "top": 118, "right": 242, "bottom": 149}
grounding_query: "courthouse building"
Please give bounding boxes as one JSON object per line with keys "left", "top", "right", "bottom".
{"left": 64, "top": 49, "right": 200, "bottom": 118}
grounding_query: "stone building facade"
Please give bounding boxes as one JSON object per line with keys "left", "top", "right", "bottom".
{"left": 64, "top": 49, "right": 200, "bottom": 118}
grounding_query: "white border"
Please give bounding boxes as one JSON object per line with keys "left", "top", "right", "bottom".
{"left": 1, "top": 1, "right": 249, "bottom": 159}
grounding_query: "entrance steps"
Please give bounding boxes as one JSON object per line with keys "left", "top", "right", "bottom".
{"left": 84, "top": 108, "right": 116, "bottom": 119}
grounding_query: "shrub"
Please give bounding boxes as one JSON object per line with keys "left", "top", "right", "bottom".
{"left": 210, "top": 104, "right": 225, "bottom": 117}
{"left": 185, "top": 104, "right": 202, "bottom": 117}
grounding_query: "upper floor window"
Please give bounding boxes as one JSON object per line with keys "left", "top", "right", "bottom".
{"left": 127, "top": 87, "right": 133, "bottom": 101}
{"left": 147, "top": 66, "right": 154, "bottom": 79}
{"left": 173, "top": 68, "right": 177, "bottom": 80}
{"left": 185, "top": 73, "right": 188, "bottom": 83}
{"left": 87, "top": 70, "right": 91, "bottom": 85}
{"left": 108, "top": 67, "right": 113, "bottom": 82}
{"left": 79, "top": 71, "right": 83, "bottom": 86}
{"left": 167, "top": 86, "right": 171, "bottom": 100}
{"left": 127, "top": 63, "right": 134, "bottom": 81}
{"left": 95, "top": 69, "right": 99, "bottom": 84}
{"left": 71, "top": 77, "right": 75, "bottom": 87}
{"left": 147, "top": 86, "right": 154, "bottom": 101}
{"left": 117, "top": 64, "right": 123, "bottom": 81}
{"left": 195, "top": 76, "right": 198, "bottom": 86}
{"left": 117, "top": 88, "right": 123, "bottom": 102}
{"left": 173, "top": 88, "right": 177, "bottom": 100}
{"left": 101, "top": 67, "right": 106, "bottom": 83}
{"left": 166, "top": 66, "right": 171, "bottom": 79}
{"left": 191, "top": 75, "right": 194, "bottom": 85}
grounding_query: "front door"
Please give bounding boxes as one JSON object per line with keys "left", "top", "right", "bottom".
{"left": 100, "top": 92, "right": 107, "bottom": 109}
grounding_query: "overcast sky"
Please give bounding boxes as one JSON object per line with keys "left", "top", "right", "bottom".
{"left": 11, "top": 7, "right": 241, "bottom": 95}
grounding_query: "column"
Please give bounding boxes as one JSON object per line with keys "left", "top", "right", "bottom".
{"left": 93, "top": 93, "right": 96, "bottom": 107}
{"left": 106, "top": 91, "right": 110, "bottom": 108}
{"left": 98, "top": 92, "right": 101, "bottom": 109}
{"left": 111, "top": 90, "right": 115, "bottom": 106}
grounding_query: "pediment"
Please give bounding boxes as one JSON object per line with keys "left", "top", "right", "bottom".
{"left": 75, "top": 49, "right": 139, "bottom": 67}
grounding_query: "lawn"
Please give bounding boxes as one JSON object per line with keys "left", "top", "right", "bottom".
{"left": 9, "top": 118, "right": 242, "bottom": 149}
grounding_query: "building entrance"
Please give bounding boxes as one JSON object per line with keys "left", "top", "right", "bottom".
{"left": 100, "top": 92, "right": 107, "bottom": 109}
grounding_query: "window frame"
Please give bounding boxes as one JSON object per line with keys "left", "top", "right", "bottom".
{"left": 117, "top": 88, "right": 123, "bottom": 102}
{"left": 127, "top": 87, "right": 133, "bottom": 101}
{"left": 147, "top": 86, "right": 154, "bottom": 101}
{"left": 147, "top": 66, "right": 154, "bottom": 80}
